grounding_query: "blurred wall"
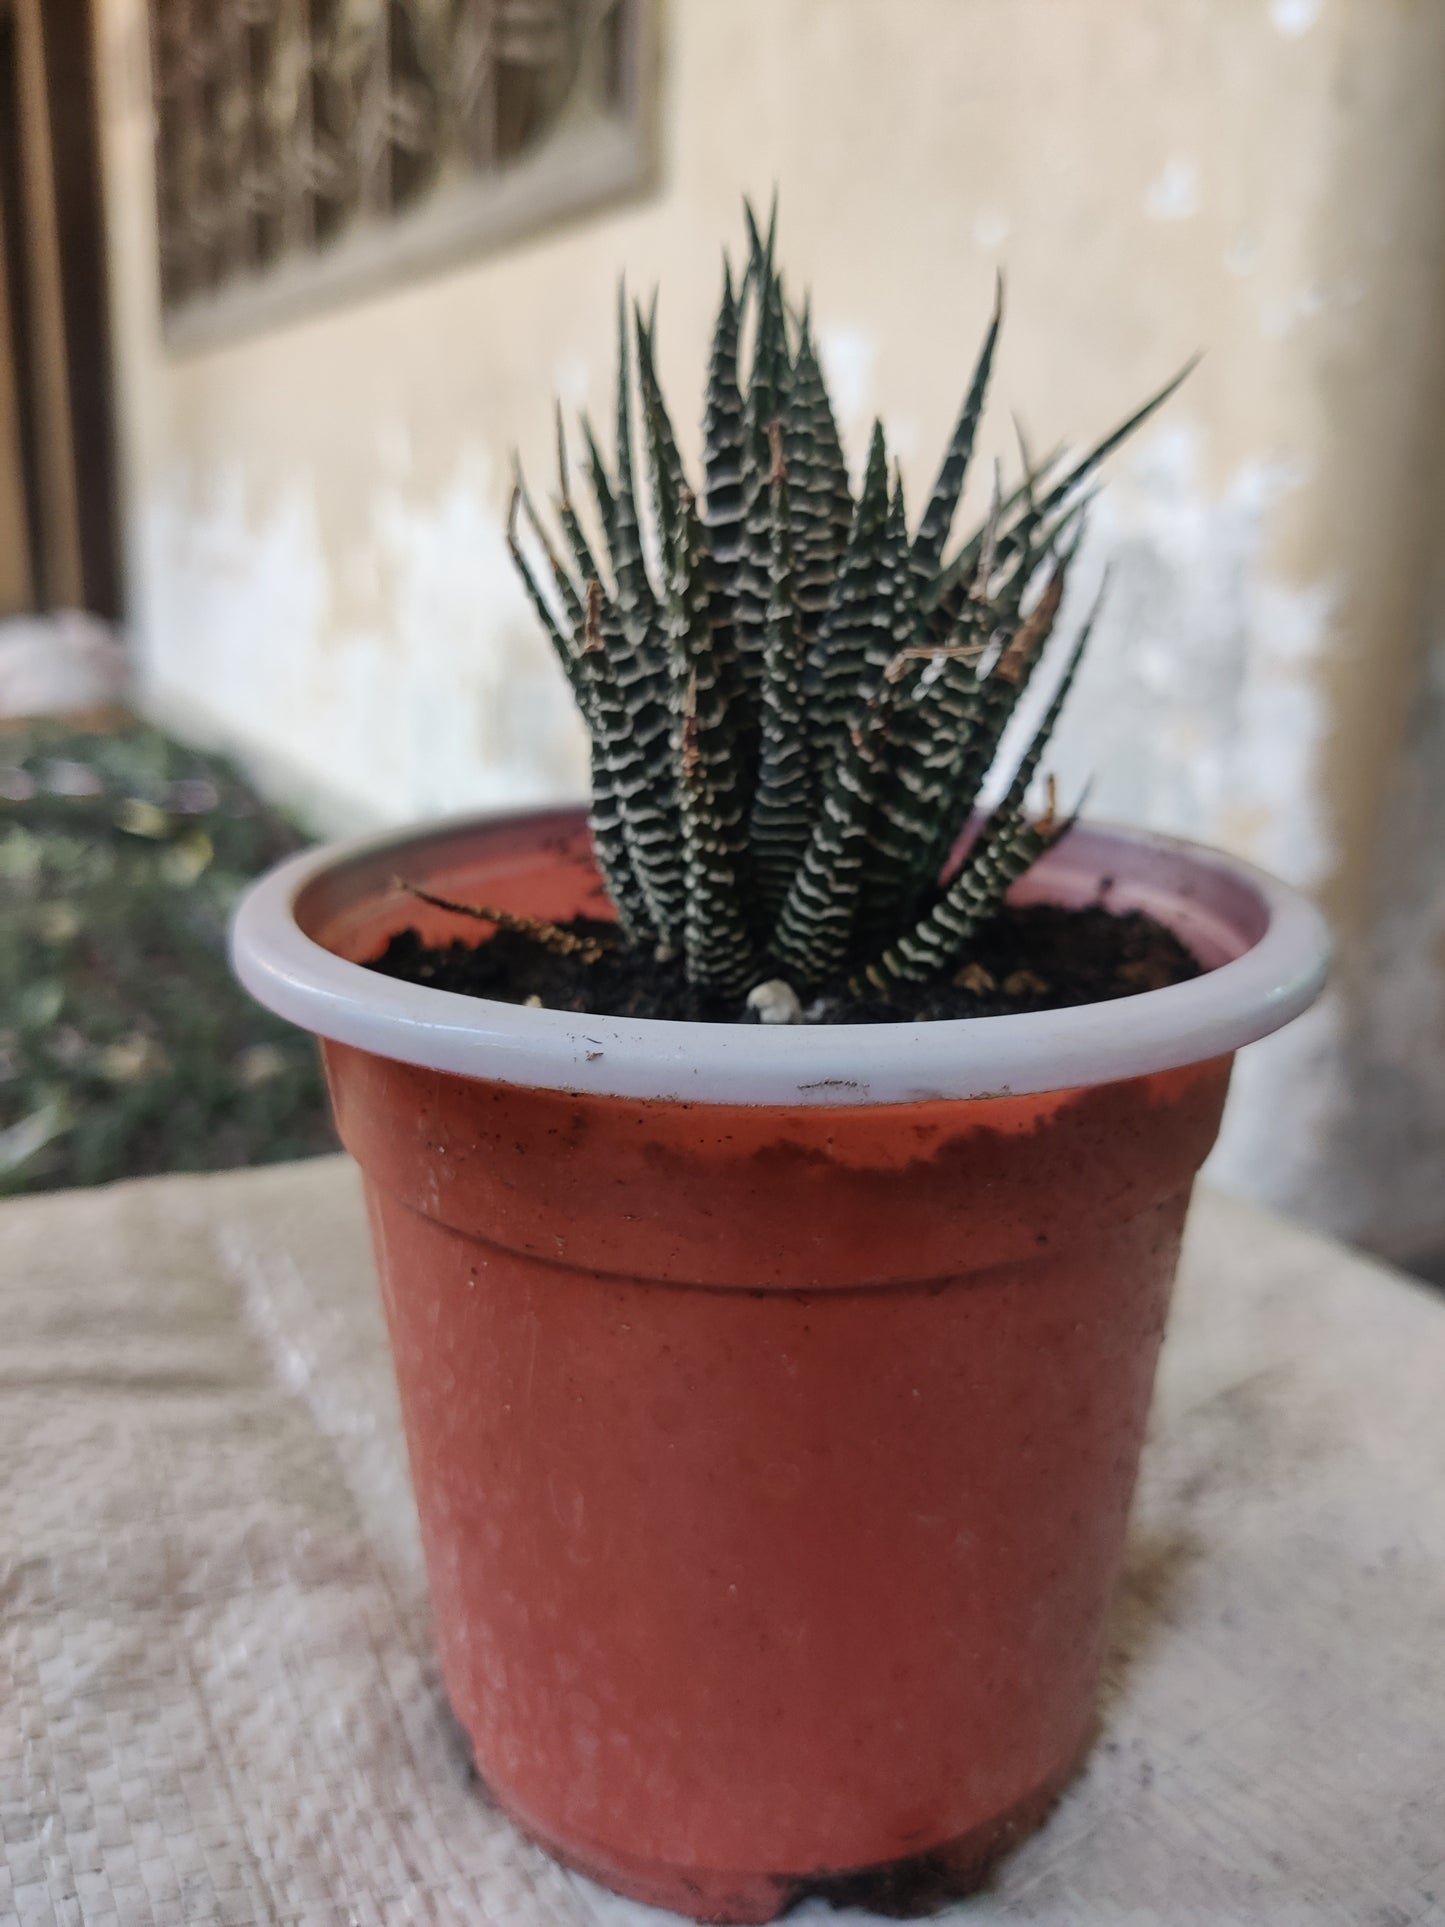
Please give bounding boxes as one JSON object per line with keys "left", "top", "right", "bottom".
{"left": 95, "top": 0, "right": 1445, "bottom": 1259}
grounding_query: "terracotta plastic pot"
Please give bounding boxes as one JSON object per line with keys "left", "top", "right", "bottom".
{"left": 232, "top": 807, "right": 1328, "bottom": 1922}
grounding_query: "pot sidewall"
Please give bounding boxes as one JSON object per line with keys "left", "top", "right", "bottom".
{"left": 230, "top": 807, "right": 1326, "bottom": 1908}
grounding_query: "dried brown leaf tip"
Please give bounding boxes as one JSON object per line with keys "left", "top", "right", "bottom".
{"left": 1003, "top": 968, "right": 1050, "bottom": 998}
{"left": 583, "top": 579, "right": 606, "bottom": 655}
{"left": 1036, "top": 775, "right": 1060, "bottom": 836}
{"left": 680, "top": 673, "right": 702, "bottom": 781}
{"left": 397, "top": 881, "right": 605, "bottom": 964}
{"left": 767, "top": 419, "right": 787, "bottom": 485}
{"left": 994, "top": 562, "right": 1068, "bottom": 688}
{"left": 954, "top": 961, "right": 997, "bottom": 995}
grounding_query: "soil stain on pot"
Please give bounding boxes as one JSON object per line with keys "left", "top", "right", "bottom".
{"left": 366, "top": 902, "right": 1200, "bottom": 1023}
{"left": 444, "top": 1695, "right": 1075, "bottom": 1920}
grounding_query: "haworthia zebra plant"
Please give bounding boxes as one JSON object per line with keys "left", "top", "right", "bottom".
{"left": 509, "top": 203, "right": 1189, "bottom": 1014}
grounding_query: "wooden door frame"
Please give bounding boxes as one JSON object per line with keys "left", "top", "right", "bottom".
{"left": 0, "top": 3, "right": 40, "bottom": 614}
{"left": 0, "top": 0, "right": 120, "bottom": 619}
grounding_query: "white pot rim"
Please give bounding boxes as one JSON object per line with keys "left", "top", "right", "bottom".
{"left": 230, "top": 806, "right": 1330, "bottom": 1108}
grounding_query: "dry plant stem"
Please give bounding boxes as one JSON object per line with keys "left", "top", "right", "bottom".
{"left": 396, "top": 880, "right": 606, "bottom": 963}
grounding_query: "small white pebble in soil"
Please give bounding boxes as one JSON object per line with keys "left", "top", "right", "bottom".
{"left": 745, "top": 979, "right": 804, "bottom": 1025}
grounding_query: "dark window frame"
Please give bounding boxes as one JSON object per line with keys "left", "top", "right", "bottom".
{"left": 149, "top": 0, "right": 659, "bottom": 354}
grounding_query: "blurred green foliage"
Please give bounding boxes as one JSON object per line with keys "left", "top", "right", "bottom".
{"left": 0, "top": 719, "right": 336, "bottom": 1195}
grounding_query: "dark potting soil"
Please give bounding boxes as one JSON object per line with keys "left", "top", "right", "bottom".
{"left": 365, "top": 898, "right": 1201, "bottom": 1024}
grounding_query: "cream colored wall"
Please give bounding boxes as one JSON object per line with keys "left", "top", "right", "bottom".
{"left": 96, "top": 0, "right": 1445, "bottom": 1256}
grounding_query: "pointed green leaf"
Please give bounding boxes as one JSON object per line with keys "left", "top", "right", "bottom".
{"left": 750, "top": 427, "right": 814, "bottom": 923}
{"left": 665, "top": 487, "right": 758, "bottom": 994}
{"left": 912, "top": 277, "right": 1003, "bottom": 572}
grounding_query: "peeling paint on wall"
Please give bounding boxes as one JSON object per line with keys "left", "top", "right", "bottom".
{"left": 139, "top": 454, "right": 589, "bottom": 827}
{"left": 1048, "top": 424, "right": 1336, "bottom": 894}
{"left": 1209, "top": 992, "right": 1353, "bottom": 1233}
{"left": 984, "top": 422, "right": 1353, "bottom": 1227}
{"left": 1215, "top": 622, "right": 1445, "bottom": 1252}
{"left": 1146, "top": 159, "right": 1203, "bottom": 224}
{"left": 817, "top": 327, "right": 878, "bottom": 444}
{"left": 1331, "top": 625, "right": 1445, "bottom": 1257}
{"left": 1269, "top": 0, "right": 1323, "bottom": 40}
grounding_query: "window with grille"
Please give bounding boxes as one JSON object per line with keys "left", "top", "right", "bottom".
{"left": 148, "top": 0, "right": 655, "bottom": 345}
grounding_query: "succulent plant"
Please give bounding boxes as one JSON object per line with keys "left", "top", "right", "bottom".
{"left": 508, "top": 203, "right": 1188, "bottom": 1010}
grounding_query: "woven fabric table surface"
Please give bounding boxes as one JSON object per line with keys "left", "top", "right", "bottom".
{"left": 3, "top": 1156, "right": 1444, "bottom": 1927}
